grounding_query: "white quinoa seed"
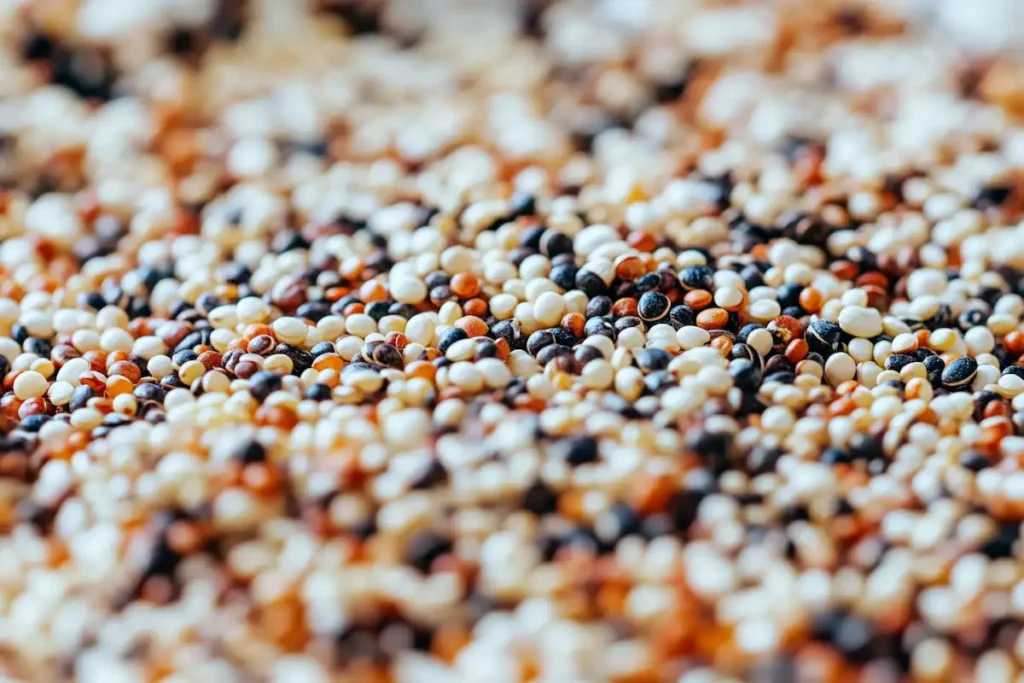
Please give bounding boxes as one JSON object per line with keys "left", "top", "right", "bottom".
{"left": 838, "top": 305, "right": 884, "bottom": 338}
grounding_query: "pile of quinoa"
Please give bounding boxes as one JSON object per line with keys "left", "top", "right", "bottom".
{"left": 1, "top": 0, "right": 1024, "bottom": 681}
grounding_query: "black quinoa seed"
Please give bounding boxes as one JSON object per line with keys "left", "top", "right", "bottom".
{"left": 678, "top": 265, "right": 714, "bottom": 291}
{"left": 305, "top": 383, "right": 333, "bottom": 401}
{"left": 637, "top": 291, "right": 670, "bottom": 321}
{"left": 248, "top": 371, "right": 283, "bottom": 402}
{"left": 403, "top": 532, "right": 452, "bottom": 574}
{"left": 884, "top": 354, "right": 916, "bottom": 372}
{"left": 526, "top": 330, "right": 557, "bottom": 356}
{"left": 233, "top": 440, "right": 267, "bottom": 464}
{"left": 806, "top": 320, "right": 843, "bottom": 357}
{"left": 668, "top": 305, "right": 696, "bottom": 329}
{"left": 575, "top": 269, "right": 608, "bottom": 297}
{"left": 489, "top": 319, "right": 524, "bottom": 349}
{"left": 134, "top": 383, "right": 168, "bottom": 404}
{"left": 521, "top": 479, "right": 560, "bottom": 515}
{"left": 941, "top": 357, "right": 978, "bottom": 390}
{"left": 583, "top": 317, "right": 615, "bottom": 340}
{"left": 437, "top": 328, "right": 469, "bottom": 355}
{"left": 549, "top": 264, "right": 578, "bottom": 290}
{"left": 635, "top": 348, "right": 672, "bottom": 373}
{"left": 310, "top": 341, "right": 336, "bottom": 357}
{"left": 563, "top": 436, "right": 599, "bottom": 465}
{"left": 730, "top": 359, "right": 762, "bottom": 391}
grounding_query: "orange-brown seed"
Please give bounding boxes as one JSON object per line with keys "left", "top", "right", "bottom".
{"left": 785, "top": 339, "right": 809, "bottom": 363}
{"left": 614, "top": 256, "right": 644, "bottom": 280}
{"left": 242, "top": 324, "right": 274, "bottom": 339}
{"left": 683, "top": 290, "right": 712, "bottom": 309}
{"left": 455, "top": 316, "right": 488, "bottom": 337}
{"left": 711, "top": 336, "right": 733, "bottom": 356}
{"left": 769, "top": 315, "right": 804, "bottom": 345}
{"left": 836, "top": 380, "right": 860, "bottom": 395}
{"left": 798, "top": 287, "right": 822, "bottom": 313}
{"left": 359, "top": 280, "right": 388, "bottom": 303}
{"left": 626, "top": 231, "right": 657, "bottom": 252}
{"left": 79, "top": 371, "right": 107, "bottom": 393}
{"left": 166, "top": 521, "right": 203, "bottom": 554}
{"left": 312, "top": 353, "right": 344, "bottom": 372}
{"left": 450, "top": 273, "right": 480, "bottom": 298}
{"left": 1006, "top": 330, "right": 1024, "bottom": 355}
{"left": 105, "top": 351, "right": 131, "bottom": 369}
{"left": 108, "top": 360, "right": 141, "bottom": 383}
{"left": 18, "top": 397, "right": 49, "bottom": 418}
{"left": 256, "top": 405, "right": 298, "bottom": 430}
{"left": 405, "top": 361, "right": 436, "bottom": 381}
{"left": 106, "top": 375, "right": 134, "bottom": 397}
{"left": 198, "top": 351, "right": 223, "bottom": 368}
{"left": 696, "top": 308, "right": 728, "bottom": 330}
{"left": 83, "top": 350, "right": 106, "bottom": 374}
{"left": 612, "top": 298, "right": 639, "bottom": 318}
{"left": 984, "top": 401, "right": 1009, "bottom": 419}
{"left": 243, "top": 463, "right": 281, "bottom": 495}
{"left": 828, "top": 397, "right": 858, "bottom": 416}
{"left": 829, "top": 260, "right": 858, "bottom": 280}
{"left": 561, "top": 313, "right": 585, "bottom": 338}
{"left": 385, "top": 332, "right": 408, "bottom": 350}
{"left": 463, "top": 298, "right": 488, "bottom": 317}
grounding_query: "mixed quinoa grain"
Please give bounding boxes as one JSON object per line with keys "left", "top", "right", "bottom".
{"left": 0, "top": 0, "right": 1023, "bottom": 681}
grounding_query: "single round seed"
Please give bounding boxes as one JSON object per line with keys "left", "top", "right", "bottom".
{"left": 272, "top": 317, "right": 307, "bottom": 344}
{"left": 942, "top": 357, "right": 979, "bottom": 389}
{"left": 838, "top": 305, "right": 883, "bottom": 338}
{"left": 637, "top": 291, "right": 670, "bottom": 321}
{"left": 13, "top": 371, "right": 47, "bottom": 399}
{"left": 824, "top": 352, "right": 856, "bottom": 386}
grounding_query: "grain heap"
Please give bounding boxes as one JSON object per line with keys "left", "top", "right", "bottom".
{"left": 0, "top": 0, "right": 1024, "bottom": 681}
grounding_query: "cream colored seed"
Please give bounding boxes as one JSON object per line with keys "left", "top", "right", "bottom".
{"left": 405, "top": 314, "right": 436, "bottom": 347}
{"left": 448, "top": 362, "right": 484, "bottom": 392}
{"left": 179, "top": 360, "right": 206, "bottom": 385}
{"left": 891, "top": 333, "right": 918, "bottom": 353}
{"left": 100, "top": 328, "right": 134, "bottom": 353}
{"left": 148, "top": 356, "right": 173, "bottom": 379}
{"left": 132, "top": 336, "right": 167, "bottom": 359}
{"left": 746, "top": 329, "right": 774, "bottom": 357}
{"left": 70, "top": 408, "right": 103, "bottom": 429}
{"left": 113, "top": 393, "right": 138, "bottom": 415}
{"left": 900, "top": 363, "right": 927, "bottom": 382}
{"left": 203, "top": 371, "right": 231, "bottom": 394}
{"left": 12, "top": 354, "right": 38, "bottom": 372}
{"left": 824, "top": 353, "right": 856, "bottom": 386}
{"left": 273, "top": 317, "right": 307, "bottom": 344}
{"left": 615, "top": 367, "right": 644, "bottom": 400}
{"left": 345, "top": 314, "right": 377, "bottom": 338}
{"left": 13, "top": 370, "right": 47, "bottom": 399}
{"left": 47, "top": 380, "right": 74, "bottom": 406}
{"left": 533, "top": 291, "right": 567, "bottom": 327}
{"left": 445, "top": 338, "right": 477, "bottom": 362}
{"left": 343, "top": 369, "right": 384, "bottom": 393}
{"left": 581, "top": 360, "right": 614, "bottom": 389}
{"left": 930, "top": 329, "right": 957, "bottom": 351}
{"left": 263, "top": 354, "right": 294, "bottom": 375}
{"left": 714, "top": 287, "right": 743, "bottom": 309}
{"left": 30, "top": 359, "right": 55, "bottom": 378}
{"left": 677, "top": 326, "right": 710, "bottom": 350}
{"left": 377, "top": 315, "right": 406, "bottom": 335}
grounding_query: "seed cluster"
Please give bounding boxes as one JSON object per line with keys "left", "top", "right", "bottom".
{"left": 1, "top": 1, "right": 1024, "bottom": 682}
